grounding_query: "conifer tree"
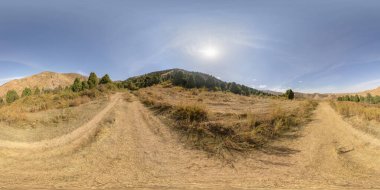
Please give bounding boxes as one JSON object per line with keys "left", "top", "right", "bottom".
{"left": 71, "top": 78, "right": 82, "bottom": 92}
{"left": 82, "top": 81, "right": 89, "bottom": 90}
{"left": 99, "top": 74, "right": 112, "bottom": 84}
{"left": 88, "top": 72, "right": 99, "bottom": 89}
{"left": 285, "top": 89, "right": 295, "bottom": 100}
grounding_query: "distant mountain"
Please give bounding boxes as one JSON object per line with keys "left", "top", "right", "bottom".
{"left": 0, "top": 71, "right": 86, "bottom": 97}
{"left": 123, "top": 68, "right": 270, "bottom": 96}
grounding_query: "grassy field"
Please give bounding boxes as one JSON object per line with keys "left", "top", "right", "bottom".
{"left": 0, "top": 89, "right": 114, "bottom": 141}
{"left": 136, "top": 85, "right": 318, "bottom": 157}
{"left": 330, "top": 101, "right": 380, "bottom": 138}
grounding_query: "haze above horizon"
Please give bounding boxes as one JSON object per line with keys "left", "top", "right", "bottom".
{"left": 1, "top": 0, "right": 380, "bottom": 93}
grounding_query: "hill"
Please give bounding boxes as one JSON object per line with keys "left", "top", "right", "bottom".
{"left": 0, "top": 71, "right": 86, "bottom": 97}
{"left": 123, "top": 68, "right": 270, "bottom": 96}
{"left": 360, "top": 86, "right": 380, "bottom": 96}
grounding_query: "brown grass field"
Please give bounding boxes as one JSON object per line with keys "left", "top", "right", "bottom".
{"left": 331, "top": 101, "right": 380, "bottom": 138}
{"left": 0, "top": 84, "right": 380, "bottom": 189}
{"left": 136, "top": 85, "right": 318, "bottom": 157}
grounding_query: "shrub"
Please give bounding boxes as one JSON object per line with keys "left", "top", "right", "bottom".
{"left": 0, "top": 97, "right": 4, "bottom": 106}
{"left": 22, "top": 88, "right": 32, "bottom": 97}
{"left": 80, "top": 89, "right": 100, "bottom": 99}
{"left": 98, "top": 83, "right": 117, "bottom": 92}
{"left": 88, "top": 72, "right": 99, "bottom": 89}
{"left": 285, "top": 89, "right": 295, "bottom": 100}
{"left": 6, "top": 90, "right": 19, "bottom": 103}
{"left": 99, "top": 74, "right": 112, "bottom": 84}
{"left": 172, "top": 105, "right": 208, "bottom": 122}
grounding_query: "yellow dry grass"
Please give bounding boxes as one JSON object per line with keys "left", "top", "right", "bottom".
{"left": 330, "top": 101, "right": 380, "bottom": 137}
{"left": 136, "top": 85, "right": 318, "bottom": 157}
{"left": 0, "top": 89, "right": 108, "bottom": 127}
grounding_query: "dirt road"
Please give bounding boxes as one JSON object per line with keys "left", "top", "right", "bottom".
{"left": 0, "top": 94, "right": 379, "bottom": 189}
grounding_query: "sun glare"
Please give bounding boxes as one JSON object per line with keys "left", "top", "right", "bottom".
{"left": 199, "top": 46, "right": 220, "bottom": 60}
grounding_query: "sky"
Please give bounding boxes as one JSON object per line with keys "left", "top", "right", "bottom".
{"left": 1, "top": 0, "right": 380, "bottom": 93}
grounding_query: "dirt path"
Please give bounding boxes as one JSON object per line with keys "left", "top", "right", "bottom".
{"left": 0, "top": 95, "right": 379, "bottom": 189}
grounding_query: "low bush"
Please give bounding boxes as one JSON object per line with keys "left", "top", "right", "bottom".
{"left": 172, "top": 105, "right": 208, "bottom": 122}
{"left": 6, "top": 90, "right": 19, "bottom": 103}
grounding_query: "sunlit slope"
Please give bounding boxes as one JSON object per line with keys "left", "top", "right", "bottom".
{"left": 0, "top": 71, "right": 86, "bottom": 97}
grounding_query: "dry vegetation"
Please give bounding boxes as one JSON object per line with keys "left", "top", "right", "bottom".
{"left": 0, "top": 89, "right": 113, "bottom": 141}
{"left": 136, "top": 85, "right": 318, "bottom": 157}
{"left": 0, "top": 71, "right": 86, "bottom": 97}
{"left": 330, "top": 101, "right": 380, "bottom": 138}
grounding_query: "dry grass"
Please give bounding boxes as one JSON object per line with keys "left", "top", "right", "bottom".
{"left": 330, "top": 101, "right": 380, "bottom": 137}
{"left": 137, "top": 85, "right": 318, "bottom": 157}
{"left": 331, "top": 101, "right": 380, "bottom": 121}
{"left": 0, "top": 89, "right": 108, "bottom": 127}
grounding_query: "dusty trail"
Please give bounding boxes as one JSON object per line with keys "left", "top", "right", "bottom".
{"left": 0, "top": 95, "right": 379, "bottom": 189}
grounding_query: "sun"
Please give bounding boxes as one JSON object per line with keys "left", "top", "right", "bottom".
{"left": 199, "top": 46, "right": 220, "bottom": 60}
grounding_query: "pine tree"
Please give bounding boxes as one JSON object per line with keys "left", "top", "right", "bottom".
{"left": 81, "top": 81, "right": 89, "bottom": 90}
{"left": 194, "top": 74, "right": 205, "bottom": 88}
{"left": 71, "top": 78, "right": 82, "bottom": 92}
{"left": 229, "top": 82, "right": 241, "bottom": 94}
{"left": 205, "top": 77, "right": 215, "bottom": 89}
{"left": 185, "top": 75, "right": 195, "bottom": 88}
{"left": 88, "top": 72, "right": 99, "bottom": 89}
{"left": 99, "top": 74, "right": 112, "bottom": 84}
{"left": 172, "top": 71, "right": 186, "bottom": 86}
{"left": 285, "top": 89, "right": 295, "bottom": 100}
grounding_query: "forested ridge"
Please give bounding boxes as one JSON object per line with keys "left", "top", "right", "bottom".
{"left": 122, "top": 69, "right": 270, "bottom": 96}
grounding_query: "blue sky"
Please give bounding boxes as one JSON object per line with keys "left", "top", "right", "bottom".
{"left": 1, "top": 0, "right": 380, "bottom": 93}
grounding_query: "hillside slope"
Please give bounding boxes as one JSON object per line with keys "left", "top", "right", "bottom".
{"left": 123, "top": 68, "right": 270, "bottom": 96}
{"left": 361, "top": 86, "right": 380, "bottom": 96}
{"left": 0, "top": 72, "right": 86, "bottom": 97}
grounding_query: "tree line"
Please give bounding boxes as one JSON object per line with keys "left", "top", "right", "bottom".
{"left": 337, "top": 93, "right": 380, "bottom": 104}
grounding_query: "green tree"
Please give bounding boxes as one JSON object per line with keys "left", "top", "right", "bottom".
{"left": 285, "top": 89, "right": 295, "bottom": 100}
{"left": 185, "top": 75, "right": 196, "bottom": 88}
{"left": 22, "top": 88, "right": 32, "bottom": 97}
{"left": 81, "top": 81, "right": 89, "bottom": 90}
{"left": 353, "top": 95, "right": 360, "bottom": 102}
{"left": 366, "top": 93, "right": 373, "bottom": 104}
{"left": 99, "top": 74, "right": 112, "bottom": 84}
{"left": 229, "top": 82, "right": 241, "bottom": 94}
{"left": 71, "top": 78, "right": 82, "bottom": 92}
{"left": 6, "top": 90, "right": 19, "bottom": 103}
{"left": 194, "top": 74, "right": 205, "bottom": 88}
{"left": 172, "top": 70, "right": 186, "bottom": 86}
{"left": 87, "top": 72, "right": 99, "bottom": 89}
